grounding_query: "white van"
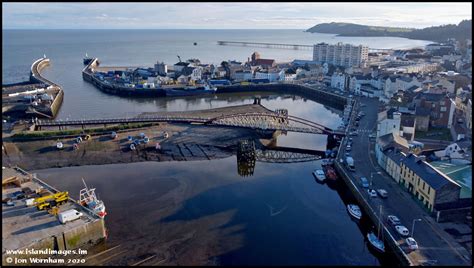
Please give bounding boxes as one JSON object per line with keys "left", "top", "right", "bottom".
{"left": 58, "top": 209, "right": 83, "bottom": 224}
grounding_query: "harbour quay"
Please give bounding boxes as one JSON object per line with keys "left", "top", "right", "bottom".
{"left": 2, "top": 58, "right": 64, "bottom": 120}
{"left": 2, "top": 167, "right": 106, "bottom": 265}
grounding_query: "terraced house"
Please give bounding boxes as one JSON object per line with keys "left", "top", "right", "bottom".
{"left": 386, "top": 152, "right": 462, "bottom": 212}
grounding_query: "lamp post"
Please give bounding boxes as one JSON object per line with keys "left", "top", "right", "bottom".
{"left": 411, "top": 218, "right": 422, "bottom": 237}
{"left": 370, "top": 171, "right": 382, "bottom": 188}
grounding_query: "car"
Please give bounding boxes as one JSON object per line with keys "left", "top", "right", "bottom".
{"left": 376, "top": 189, "right": 388, "bottom": 198}
{"left": 387, "top": 215, "right": 401, "bottom": 226}
{"left": 346, "top": 145, "right": 352, "bottom": 151}
{"left": 368, "top": 189, "right": 377, "bottom": 197}
{"left": 368, "top": 133, "right": 377, "bottom": 139}
{"left": 355, "top": 122, "right": 360, "bottom": 127}
{"left": 345, "top": 152, "right": 351, "bottom": 157}
{"left": 349, "top": 137, "right": 353, "bottom": 142}
{"left": 360, "top": 177, "right": 369, "bottom": 188}
{"left": 349, "top": 131, "right": 358, "bottom": 136}
{"left": 405, "top": 237, "right": 418, "bottom": 250}
{"left": 395, "top": 225, "right": 410, "bottom": 237}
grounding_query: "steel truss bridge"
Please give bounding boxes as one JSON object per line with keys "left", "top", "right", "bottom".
{"left": 35, "top": 105, "right": 344, "bottom": 136}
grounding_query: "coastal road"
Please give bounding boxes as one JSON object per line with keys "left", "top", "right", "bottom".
{"left": 343, "top": 96, "right": 471, "bottom": 266}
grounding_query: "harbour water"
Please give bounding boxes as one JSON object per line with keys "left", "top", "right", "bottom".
{"left": 3, "top": 29, "right": 424, "bottom": 265}
{"left": 3, "top": 29, "right": 432, "bottom": 120}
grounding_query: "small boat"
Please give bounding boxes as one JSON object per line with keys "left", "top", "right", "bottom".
{"left": 83, "top": 53, "right": 93, "bottom": 65}
{"left": 347, "top": 204, "right": 362, "bottom": 220}
{"left": 56, "top": 141, "right": 63, "bottom": 149}
{"left": 164, "top": 84, "right": 217, "bottom": 97}
{"left": 312, "top": 169, "right": 326, "bottom": 182}
{"left": 129, "top": 143, "right": 136, "bottom": 150}
{"left": 321, "top": 158, "right": 334, "bottom": 166}
{"left": 324, "top": 165, "right": 338, "bottom": 180}
{"left": 79, "top": 178, "right": 106, "bottom": 218}
{"left": 367, "top": 231, "right": 385, "bottom": 253}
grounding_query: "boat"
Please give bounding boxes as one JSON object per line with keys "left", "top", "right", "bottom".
{"left": 79, "top": 178, "right": 106, "bottom": 218}
{"left": 83, "top": 53, "right": 93, "bottom": 65}
{"left": 56, "top": 141, "right": 63, "bottom": 149}
{"left": 321, "top": 158, "right": 334, "bottom": 166}
{"left": 324, "top": 165, "right": 338, "bottom": 180}
{"left": 164, "top": 84, "right": 217, "bottom": 97}
{"left": 312, "top": 169, "right": 326, "bottom": 182}
{"left": 367, "top": 231, "right": 385, "bottom": 253}
{"left": 367, "top": 205, "right": 385, "bottom": 253}
{"left": 347, "top": 204, "right": 362, "bottom": 220}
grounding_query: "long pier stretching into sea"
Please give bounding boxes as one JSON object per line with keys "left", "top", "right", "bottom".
{"left": 217, "top": 41, "right": 393, "bottom": 52}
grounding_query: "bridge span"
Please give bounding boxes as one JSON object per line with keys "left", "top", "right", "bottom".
{"left": 34, "top": 103, "right": 345, "bottom": 136}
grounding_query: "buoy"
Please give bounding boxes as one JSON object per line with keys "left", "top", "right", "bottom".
{"left": 194, "top": 42, "right": 197, "bottom": 46}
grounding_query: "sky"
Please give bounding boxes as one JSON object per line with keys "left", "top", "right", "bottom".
{"left": 2, "top": 2, "right": 472, "bottom": 30}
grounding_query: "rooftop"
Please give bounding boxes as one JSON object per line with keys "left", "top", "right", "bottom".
{"left": 430, "top": 161, "right": 472, "bottom": 198}
{"left": 401, "top": 154, "right": 461, "bottom": 190}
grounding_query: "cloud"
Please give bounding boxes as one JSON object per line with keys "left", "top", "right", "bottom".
{"left": 2, "top": 2, "right": 471, "bottom": 29}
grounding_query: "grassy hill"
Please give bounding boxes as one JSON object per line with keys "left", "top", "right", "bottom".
{"left": 306, "top": 20, "right": 472, "bottom": 42}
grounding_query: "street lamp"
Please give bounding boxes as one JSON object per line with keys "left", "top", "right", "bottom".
{"left": 370, "top": 171, "right": 382, "bottom": 188}
{"left": 411, "top": 218, "right": 422, "bottom": 237}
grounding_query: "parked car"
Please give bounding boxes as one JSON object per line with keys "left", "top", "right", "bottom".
{"left": 376, "top": 189, "right": 388, "bottom": 198}
{"left": 395, "top": 225, "right": 410, "bottom": 237}
{"left": 387, "top": 215, "right": 401, "bottom": 226}
{"left": 405, "top": 237, "right": 418, "bottom": 250}
{"left": 346, "top": 145, "right": 352, "bottom": 151}
{"left": 360, "top": 177, "right": 369, "bottom": 188}
{"left": 368, "top": 189, "right": 377, "bottom": 198}
{"left": 368, "top": 133, "right": 377, "bottom": 139}
{"left": 349, "top": 131, "right": 358, "bottom": 136}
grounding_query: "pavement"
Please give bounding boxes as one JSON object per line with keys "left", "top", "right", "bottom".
{"left": 339, "top": 95, "right": 472, "bottom": 266}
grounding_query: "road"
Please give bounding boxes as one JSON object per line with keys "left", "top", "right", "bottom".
{"left": 341, "top": 95, "right": 472, "bottom": 266}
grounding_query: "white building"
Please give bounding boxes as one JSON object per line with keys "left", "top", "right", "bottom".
{"left": 233, "top": 70, "right": 253, "bottom": 81}
{"left": 330, "top": 73, "right": 347, "bottom": 91}
{"left": 313, "top": 42, "right": 369, "bottom": 68}
{"left": 154, "top": 61, "right": 168, "bottom": 75}
{"left": 255, "top": 70, "right": 281, "bottom": 82}
{"left": 377, "top": 111, "right": 402, "bottom": 138}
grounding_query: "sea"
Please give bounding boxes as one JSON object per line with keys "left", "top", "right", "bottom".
{"left": 4, "top": 29, "right": 432, "bottom": 265}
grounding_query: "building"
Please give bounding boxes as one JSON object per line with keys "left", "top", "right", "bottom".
{"left": 233, "top": 70, "right": 253, "bottom": 81}
{"left": 399, "top": 153, "right": 461, "bottom": 212}
{"left": 413, "top": 93, "right": 456, "bottom": 129}
{"left": 330, "top": 72, "right": 348, "bottom": 91}
{"left": 430, "top": 161, "right": 472, "bottom": 199}
{"left": 376, "top": 109, "right": 401, "bottom": 138}
{"left": 173, "top": 61, "right": 189, "bottom": 73}
{"left": 313, "top": 42, "right": 369, "bottom": 68}
{"left": 250, "top": 52, "right": 276, "bottom": 68}
{"left": 254, "top": 69, "right": 281, "bottom": 82}
{"left": 154, "top": 61, "right": 168, "bottom": 76}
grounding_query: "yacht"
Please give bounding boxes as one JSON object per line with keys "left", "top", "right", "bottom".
{"left": 367, "top": 231, "right": 385, "bottom": 253}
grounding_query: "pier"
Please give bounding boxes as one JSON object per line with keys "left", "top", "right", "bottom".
{"left": 217, "top": 41, "right": 393, "bottom": 52}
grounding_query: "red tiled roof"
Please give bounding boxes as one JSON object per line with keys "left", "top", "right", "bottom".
{"left": 253, "top": 59, "right": 275, "bottom": 66}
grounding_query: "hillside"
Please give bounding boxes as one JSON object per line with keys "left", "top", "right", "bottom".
{"left": 306, "top": 20, "right": 472, "bottom": 42}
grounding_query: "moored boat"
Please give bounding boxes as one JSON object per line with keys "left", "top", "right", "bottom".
{"left": 312, "top": 169, "right": 326, "bottom": 182}
{"left": 79, "top": 178, "right": 106, "bottom": 218}
{"left": 347, "top": 204, "right": 362, "bottom": 220}
{"left": 164, "top": 84, "right": 217, "bottom": 97}
{"left": 324, "top": 165, "right": 338, "bottom": 180}
{"left": 367, "top": 231, "right": 385, "bottom": 253}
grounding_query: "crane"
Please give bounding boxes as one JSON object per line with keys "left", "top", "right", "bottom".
{"left": 177, "top": 55, "right": 182, "bottom": 63}
{"left": 34, "top": 191, "right": 69, "bottom": 210}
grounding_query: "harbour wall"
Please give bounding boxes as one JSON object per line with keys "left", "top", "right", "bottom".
{"left": 28, "top": 58, "right": 64, "bottom": 119}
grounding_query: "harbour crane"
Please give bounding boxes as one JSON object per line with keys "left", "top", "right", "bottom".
{"left": 177, "top": 55, "right": 182, "bottom": 63}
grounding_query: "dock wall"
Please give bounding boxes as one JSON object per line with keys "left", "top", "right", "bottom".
{"left": 28, "top": 58, "right": 64, "bottom": 119}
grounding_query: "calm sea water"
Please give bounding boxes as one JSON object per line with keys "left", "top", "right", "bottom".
{"left": 4, "top": 29, "right": 421, "bottom": 265}
{"left": 3, "top": 29, "right": 431, "bottom": 120}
